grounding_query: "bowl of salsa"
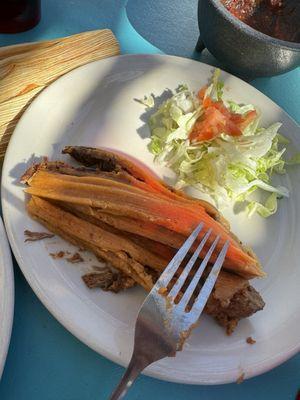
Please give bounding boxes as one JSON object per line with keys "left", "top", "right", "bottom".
{"left": 221, "top": 0, "right": 299, "bottom": 43}
{"left": 197, "top": 0, "right": 300, "bottom": 76}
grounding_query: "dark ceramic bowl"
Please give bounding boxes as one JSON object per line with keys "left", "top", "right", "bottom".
{"left": 197, "top": 0, "right": 300, "bottom": 77}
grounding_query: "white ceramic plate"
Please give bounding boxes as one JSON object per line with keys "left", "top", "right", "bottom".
{"left": 2, "top": 55, "right": 300, "bottom": 384}
{"left": 0, "top": 217, "right": 14, "bottom": 379}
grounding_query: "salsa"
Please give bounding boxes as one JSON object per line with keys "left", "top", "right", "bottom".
{"left": 221, "top": 0, "right": 300, "bottom": 43}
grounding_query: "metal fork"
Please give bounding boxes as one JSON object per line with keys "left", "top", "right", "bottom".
{"left": 110, "top": 223, "right": 229, "bottom": 399}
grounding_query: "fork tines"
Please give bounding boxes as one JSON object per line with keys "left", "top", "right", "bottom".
{"left": 156, "top": 223, "right": 229, "bottom": 320}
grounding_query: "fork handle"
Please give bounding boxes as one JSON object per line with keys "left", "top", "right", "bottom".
{"left": 109, "top": 356, "right": 145, "bottom": 400}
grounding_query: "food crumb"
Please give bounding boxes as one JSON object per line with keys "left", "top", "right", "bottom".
{"left": 158, "top": 287, "right": 168, "bottom": 296}
{"left": 82, "top": 267, "right": 136, "bottom": 292}
{"left": 50, "top": 251, "right": 65, "bottom": 259}
{"left": 246, "top": 336, "right": 256, "bottom": 345}
{"left": 66, "top": 252, "right": 84, "bottom": 263}
{"left": 24, "top": 230, "right": 55, "bottom": 242}
{"left": 165, "top": 295, "right": 173, "bottom": 311}
{"left": 236, "top": 373, "right": 245, "bottom": 384}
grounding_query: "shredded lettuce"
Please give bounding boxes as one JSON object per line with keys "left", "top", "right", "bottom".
{"left": 203, "top": 70, "right": 222, "bottom": 101}
{"left": 227, "top": 101, "right": 255, "bottom": 115}
{"left": 246, "top": 193, "right": 278, "bottom": 218}
{"left": 137, "top": 95, "right": 155, "bottom": 108}
{"left": 142, "top": 70, "right": 299, "bottom": 217}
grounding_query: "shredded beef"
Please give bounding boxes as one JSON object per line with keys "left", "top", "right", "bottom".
{"left": 82, "top": 267, "right": 135, "bottom": 292}
{"left": 24, "top": 229, "right": 54, "bottom": 242}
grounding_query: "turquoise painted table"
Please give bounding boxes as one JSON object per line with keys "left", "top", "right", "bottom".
{"left": 0, "top": 1, "right": 299, "bottom": 399}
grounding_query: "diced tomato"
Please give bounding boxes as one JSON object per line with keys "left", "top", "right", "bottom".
{"left": 202, "top": 96, "right": 214, "bottom": 108}
{"left": 197, "top": 85, "right": 207, "bottom": 100}
{"left": 237, "top": 110, "right": 257, "bottom": 131}
{"left": 224, "top": 119, "right": 242, "bottom": 136}
{"left": 189, "top": 107, "right": 227, "bottom": 142}
{"left": 213, "top": 101, "right": 231, "bottom": 118}
{"left": 190, "top": 86, "right": 257, "bottom": 143}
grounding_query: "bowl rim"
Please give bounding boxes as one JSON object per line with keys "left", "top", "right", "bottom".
{"left": 206, "top": 0, "right": 300, "bottom": 51}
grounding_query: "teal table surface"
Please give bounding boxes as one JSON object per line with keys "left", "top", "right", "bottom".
{"left": 0, "top": 1, "right": 299, "bottom": 399}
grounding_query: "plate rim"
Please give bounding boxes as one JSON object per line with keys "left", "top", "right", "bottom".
{"left": 0, "top": 217, "right": 14, "bottom": 379}
{"left": 1, "top": 53, "right": 300, "bottom": 385}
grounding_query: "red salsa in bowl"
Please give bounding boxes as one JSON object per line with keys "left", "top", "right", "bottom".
{"left": 221, "top": 0, "right": 300, "bottom": 43}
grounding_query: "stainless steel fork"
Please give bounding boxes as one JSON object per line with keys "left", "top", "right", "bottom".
{"left": 110, "top": 223, "right": 229, "bottom": 399}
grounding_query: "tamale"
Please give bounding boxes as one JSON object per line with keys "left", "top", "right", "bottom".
{"left": 26, "top": 196, "right": 264, "bottom": 333}
{"left": 25, "top": 169, "right": 263, "bottom": 279}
